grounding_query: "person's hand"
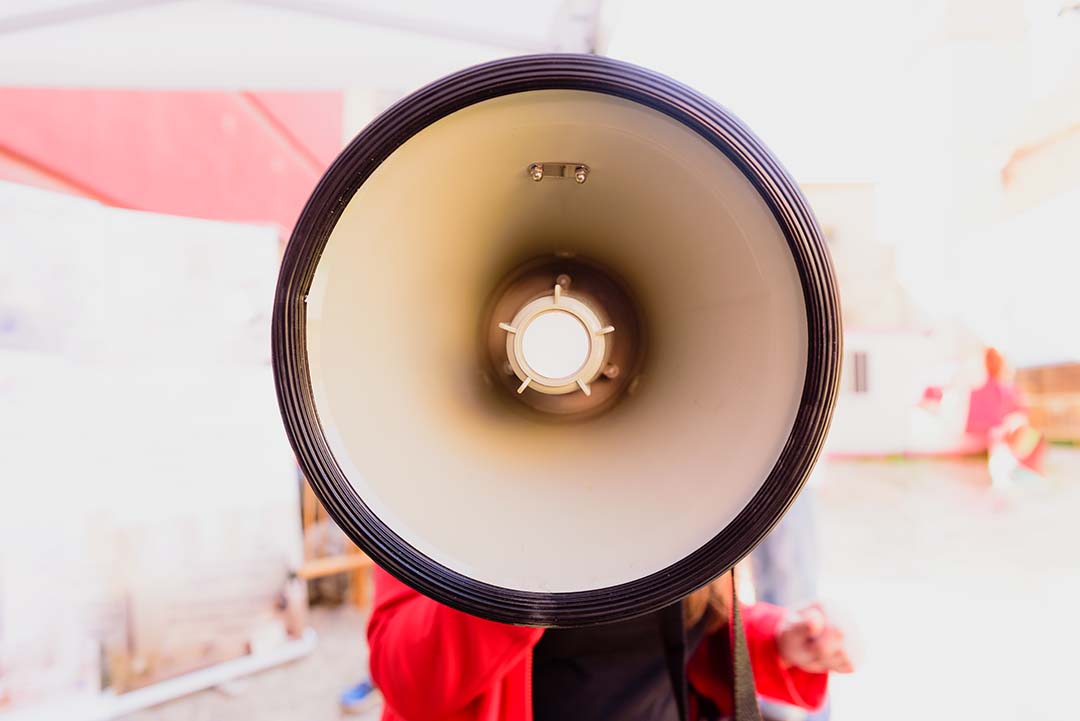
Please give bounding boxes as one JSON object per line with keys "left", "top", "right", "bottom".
{"left": 775, "top": 604, "right": 854, "bottom": 674}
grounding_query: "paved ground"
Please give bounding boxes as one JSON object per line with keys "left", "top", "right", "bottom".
{"left": 819, "top": 448, "right": 1080, "bottom": 721}
{"left": 119, "top": 605, "right": 381, "bottom": 721}
{"left": 122, "top": 448, "right": 1080, "bottom": 721}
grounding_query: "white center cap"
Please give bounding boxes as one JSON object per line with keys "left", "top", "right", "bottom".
{"left": 520, "top": 310, "right": 590, "bottom": 380}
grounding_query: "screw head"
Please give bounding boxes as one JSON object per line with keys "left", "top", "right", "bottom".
{"left": 529, "top": 163, "right": 544, "bottom": 181}
{"left": 574, "top": 165, "right": 588, "bottom": 184}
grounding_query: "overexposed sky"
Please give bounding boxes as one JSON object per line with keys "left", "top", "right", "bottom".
{"left": 602, "top": 0, "right": 916, "bottom": 183}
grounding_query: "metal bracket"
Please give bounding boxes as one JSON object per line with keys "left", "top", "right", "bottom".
{"left": 527, "top": 162, "right": 589, "bottom": 184}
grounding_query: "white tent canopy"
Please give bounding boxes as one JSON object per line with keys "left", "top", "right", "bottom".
{"left": 0, "top": 0, "right": 900, "bottom": 183}
{"left": 0, "top": 0, "right": 594, "bottom": 92}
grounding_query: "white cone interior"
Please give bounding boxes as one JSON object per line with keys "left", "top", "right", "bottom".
{"left": 305, "top": 90, "right": 808, "bottom": 593}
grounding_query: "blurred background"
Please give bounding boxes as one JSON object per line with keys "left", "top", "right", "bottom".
{"left": 1, "top": 0, "right": 1078, "bottom": 719}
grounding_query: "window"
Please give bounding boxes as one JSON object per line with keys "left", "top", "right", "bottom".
{"left": 852, "top": 350, "right": 869, "bottom": 393}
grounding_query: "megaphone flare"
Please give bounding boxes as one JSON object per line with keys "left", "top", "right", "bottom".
{"left": 272, "top": 54, "right": 841, "bottom": 626}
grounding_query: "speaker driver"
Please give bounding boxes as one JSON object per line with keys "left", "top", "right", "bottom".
{"left": 484, "top": 255, "right": 642, "bottom": 417}
{"left": 272, "top": 54, "right": 841, "bottom": 627}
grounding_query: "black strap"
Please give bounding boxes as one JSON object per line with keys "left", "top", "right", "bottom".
{"left": 662, "top": 573, "right": 762, "bottom": 721}
{"left": 729, "top": 574, "right": 763, "bottom": 721}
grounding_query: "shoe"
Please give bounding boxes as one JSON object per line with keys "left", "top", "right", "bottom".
{"left": 340, "top": 679, "right": 382, "bottom": 715}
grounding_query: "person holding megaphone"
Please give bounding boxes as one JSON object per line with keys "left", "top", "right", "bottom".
{"left": 366, "top": 566, "right": 853, "bottom": 721}
{"left": 271, "top": 51, "right": 855, "bottom": 721}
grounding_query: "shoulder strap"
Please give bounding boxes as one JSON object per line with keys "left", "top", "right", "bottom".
{"left": 729, "top": 573, "right": 763, "bottom": 721}
{"left": 663, "top": 572, "right": 762, "bottom": 721}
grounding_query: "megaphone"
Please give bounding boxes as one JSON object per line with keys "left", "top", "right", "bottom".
{"left": 273, "top": 55, "right": 840, "bottom": 627}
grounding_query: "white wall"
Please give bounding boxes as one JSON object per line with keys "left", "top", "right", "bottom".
{"left": 0, "top": 182, "right": 302, "bottom": 710}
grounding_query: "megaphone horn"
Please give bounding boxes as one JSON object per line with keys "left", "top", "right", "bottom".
{"left": 273, "top": 54, "right": 841, "bottom": 627}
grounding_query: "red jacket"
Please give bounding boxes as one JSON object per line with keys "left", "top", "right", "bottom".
{"left": 369, "top": 568, "right": 827, "bottom": 721}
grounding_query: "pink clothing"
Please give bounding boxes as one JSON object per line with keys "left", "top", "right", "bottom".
{"left": 965, "top": 379, "right": 1022, "bottom": 439}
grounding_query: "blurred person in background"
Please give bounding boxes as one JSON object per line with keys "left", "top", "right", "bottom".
{"left": 751, "top": 467, "right": 822, "bottom": 610}
{"left": 966, "top": 347, "right": 1046, "bottom": 489}
{"left": 750, "top": 464, "right": 830, "bottom": 721}
{"left": 366, "top": 565, "right": 853, "bottom": 721}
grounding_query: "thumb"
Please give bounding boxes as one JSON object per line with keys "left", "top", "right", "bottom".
{"left": 799, "top": 605, "right": 827, "bottom": 638}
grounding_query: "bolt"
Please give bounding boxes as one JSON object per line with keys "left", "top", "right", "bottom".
{"left": 529, "top": 163, "right": 544, "bottom": 181}
{"left": 602, "top": 363, "right": 620, "bottom": 379}
{"left": 556, "top": 274, "right": 572, "bottom": 290}
{"left": 502, "top": 362, "right": 515, "bottom": 376}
